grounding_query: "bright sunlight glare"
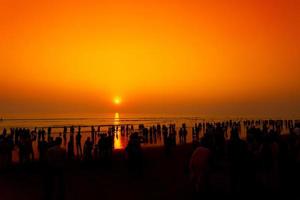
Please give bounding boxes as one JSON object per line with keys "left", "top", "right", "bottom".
{"left": 113, "top": 97, "right": 121, "bottom": 105}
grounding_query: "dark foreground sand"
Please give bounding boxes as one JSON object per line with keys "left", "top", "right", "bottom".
{"left": 0, "top": 144, "right": 298, "bottom": 200}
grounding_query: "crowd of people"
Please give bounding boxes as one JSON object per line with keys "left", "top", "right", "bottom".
{"left": 0, "top": 119, "right": 300, "bottom": 194}
{"left": 189, "top": 119, "right": 300, "bottom": 193}
{"left": 0, "top": 125, "right": 118, "bottom": 168}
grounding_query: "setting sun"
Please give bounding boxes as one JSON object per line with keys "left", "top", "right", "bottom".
{"left": 113, "top": 97, "right": 122, "bottom": 105}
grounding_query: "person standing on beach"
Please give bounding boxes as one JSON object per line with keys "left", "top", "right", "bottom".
{"left": 183, "top": 125, "right": 188, "bottom": 144}
{"left": 45, "top": 137, "right": 66, "bottom": 200}
{"left": 38, "top": 136, "right": 48, "bottom": 163}
{"left": 189, "top": 146, "right": 211, "bottom": 193}
{"left": 47, "top": 127, "right": 52, "bottom": 141}
{"left": 91, "top": 126, "right": 95, "bottom": 144}
{"left": 0, "top": 134, "right": 14, "bottom": 169}
{"left": 25, "top": 130, "right": 34, "bottom": 161}
{"left": 42, "top": 128, "right": 46, "bottom": 142}
{"left": 63, "top": 126, "right": 67, "bottom": 145}
{"left": 70, "top": 126, "right": 74, "bottom": 135}
{"left": 126, "top": 132, "right": 143, "bottom": 174}
{"left": 153, "top": 125, "right": 157, "bottom": 144}
{"left": 76, "top": 127, "right": 82, "bottom": 158}
{"left": 228, "top": 127, "right": 247, "bottom": 193}
{"left": 67, "top": 133, "right": 74, "bottom": 160}
{"left": 83, "top": 137, "right": 93, "bottom": 161}
{"left": 38, "top": 129, "right": 42, "bottom": 141}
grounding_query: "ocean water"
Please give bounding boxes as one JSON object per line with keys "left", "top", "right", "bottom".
{"left": 0, "top": 113, "right": 204, "bottom": 129}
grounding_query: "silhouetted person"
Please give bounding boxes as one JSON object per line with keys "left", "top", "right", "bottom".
{"left": 143, "top": 128, "right": 148, "bottom": 143}
{"left": 153, "top": 125, "right": 157, "bottom": 143}
{"left": 83, "top": 137, "right": 93, "bottom": 161}
{"left": 67, "top": 134, "right": 75, "bottom": 160}
{"left": 164, "top": 135, "right": 174, "bottom": 157}
{"left": 70, "top": 126, "right": 74, "bottom": 135}
{"left": 6, "top": 135, "right": 14, "bottom": 167}
{"left": 259, "top": 134, "right": 277, "bottom": 191}
{"left": 215, "top": 123, "right": 225, "bottom": 158}
{"left": 42, "top": 128, "right": 46, "bottom": 142}
{"left": 183, "top": 125, "right": 187, "bottom": 144}
{"left": 15, "top": 128, "right": 20, "bottom": 145}
{"left": 38, "top": 129, "right": 42, "bottom": 141}
{"left": 26, "top": 131, "right": 34, "bottom": 161}
{"left": 18, "top": 135, "right": 26, "bottom": 164}
{"left": 149, "top": 127, "right": 153, "bottom": 144}
{"left": 63, "top": 126, "right": 67, "bottom": 145}
{"left": 126, "top": 132, "right": 143, "bottom": 175}
{"left": 98, "top": 134, "right": 106, "bottom": 159}
{"left": 91, "top": 126, "right": 95, "bottom": 144}
{"left": 76, "top": 127, "right": 82, "bottom": 158}
{"left": 179, "top": 127, "right": 183, "bottom": 144}
{"left": 0, "top": 134, "right": 14, "bottom": 169}
{"left": 189, "top": 146, "right": 211, "bottom": 194}
{"left": 162, "top": 125, "right": 168, "bottom": 145}
{"left": 44, "top": 137, "right": 66, "bottom": 200}
{"left": 228, "top": 127, "right": 247, "bottom": 193}
{"left": 47, "top": 127, "right": 52, "bottom": 141}
{"left": 38, "top": 137, "right": 48, "bottom": 163}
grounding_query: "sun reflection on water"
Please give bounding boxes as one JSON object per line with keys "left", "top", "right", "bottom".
{"left": 113, "top": 112, "right": 123, "bottom": 149}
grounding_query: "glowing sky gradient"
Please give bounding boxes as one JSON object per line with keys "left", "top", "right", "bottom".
{"left": 0, "top": 0, "right": 299, "bottom": 117}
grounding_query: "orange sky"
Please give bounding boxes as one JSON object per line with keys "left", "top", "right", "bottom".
{"left": 0, "top": 0, "right": 299, "bottom": 117}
